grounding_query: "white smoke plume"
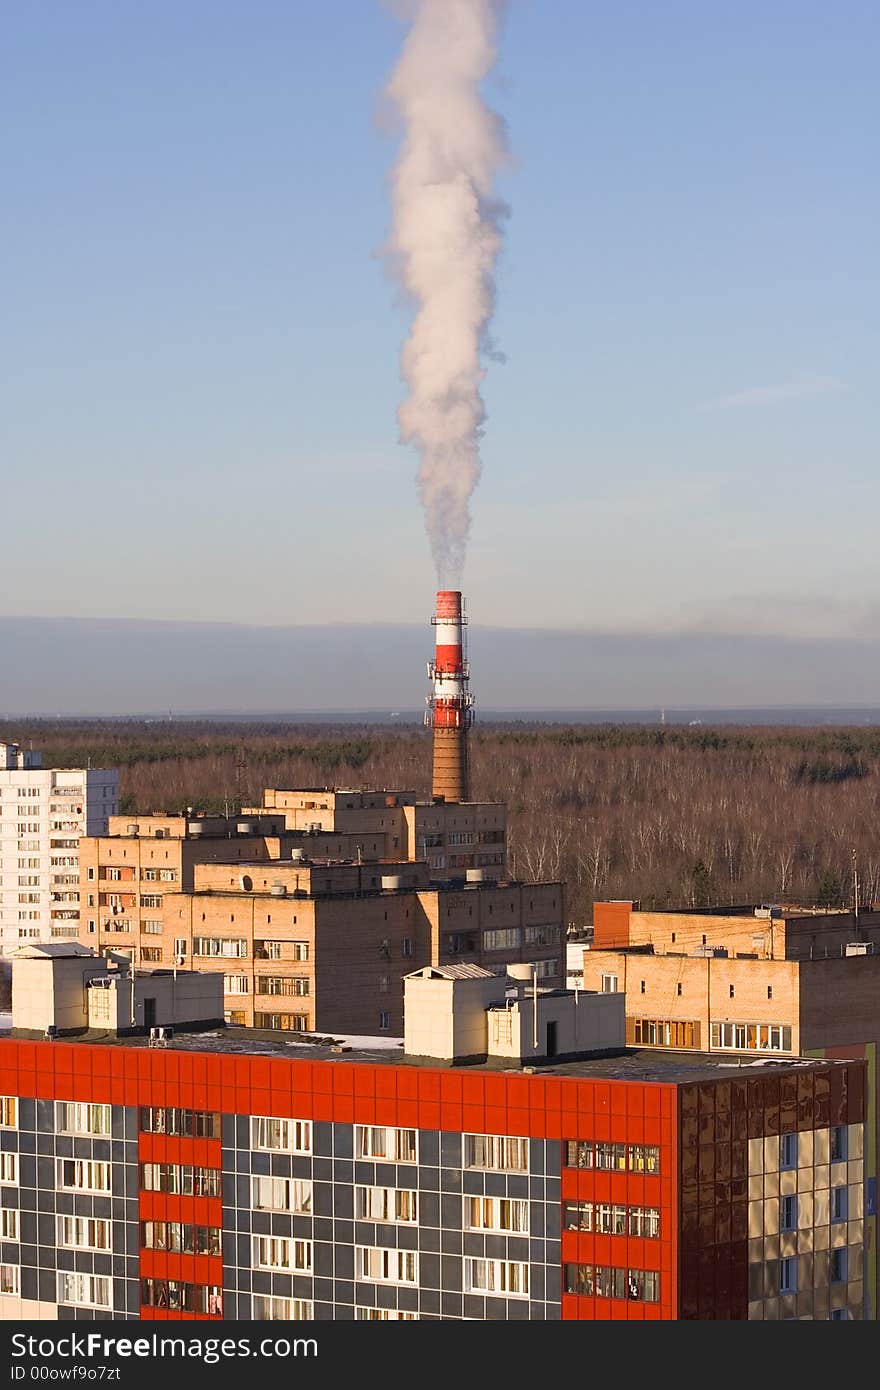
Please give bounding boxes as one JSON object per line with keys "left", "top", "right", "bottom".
{"left": 384, "top": 0, "right": 509, "bottom": 587}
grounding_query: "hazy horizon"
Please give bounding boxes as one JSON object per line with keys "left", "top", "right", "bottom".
{"left": 3, "top": 614, "right": 880, "bottom": 717}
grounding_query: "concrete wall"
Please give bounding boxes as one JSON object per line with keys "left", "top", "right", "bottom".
{"left": 403, "top": 971, "right": 506, "bottom": 1059}
{"left": 490, "top": 990, "right": 625, "bottom": 1061}
{"left": 12, "top": 955, "right": 109, "bottom": 1032}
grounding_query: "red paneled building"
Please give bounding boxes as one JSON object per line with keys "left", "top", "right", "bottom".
{"left": 0, "top": 1032, "right": 866, "bottom": 1321}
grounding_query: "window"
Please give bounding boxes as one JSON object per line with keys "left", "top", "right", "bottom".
{"left": 779, "top": 1256, "right": 797, "bottom": 1294}
{"left": 55, "top": 1101, "right": 111, "bottom": 1136}
{"left": 193, "top": 937, "right": 247, "bottom": 957}
{"left": 0, "top": 1264, "right": 19, "bottom": 1296}
{"left": 159, "top": 869, "right": 177, "bottom": 882}
{"left": 252, "top": 1295, "right": 313, "bottom": 1320}
{"left": 252, "top": 1176, "right": 312, "bottom": 1214}
{"left": 356, "top": 1186, "right": 417, "bottom": 1223}
{"left": 532, "top": 958, "right": 559, "bottom": 980}
{"left": 252, "top": 1236, "right": 312, "bottom": 1273}
{"left": 464, "top": 1134, "right": 528, "bottom": 1172}
{"left": 628, "top": 1207, "right": 661, "bottom": 1239}
{"left": 524, "top": 924, "right": 561, "bottom": 947}
{"left": 140, "top": 1164, "right": 221, "bottom": 1197}
{"left": 254, "top": 1012, "right": 309, "bottom": 1031}
{"left": 830, "top": 1247, "right": 848, "bottom": 1284}
{"left": 780, "top": 1133, "right": 798, "bottom": 1169}
{"left": 627, "top": 1269, "right": 660, "bottom": 1302}
{"left": 628, "top": 1145, "right": 660, "bottom": 1174}
{"left": 465, "top": 1259, "right": 529, "bottom": 1297}
{"left": 594, "top": 1203, "right": 628, "bottom": 1235}
{"left": 710, "top": 1021, "right": 792, "bottom": 1052}
{"left": 251, "top": 1116, "right": 312, "bottom": 1154}
{"left": 402, "top": 937, "right": 414, "bottom": 957}
{"left": 57, "top": 1272, "right": 112, "bottom": 1310}
{"left": 256, "top": 976, "right": 309, "bottom": 996}
{"left": 729, "top": 985, "right": 735, "bottom": 998}
{"left": 831, "top": 1187, "right": 848, "bottom": 1223}
{"left": 379, "top": 1010, "right": 391, "bottom": 1030}
{"left": 142, "top": 920, "right": 162, "bottom": 934}
{"left": 830, "top": 1126, "right": 847, "bottom": 1162}
{"left": 830, "top": 1308, "right": 849, "bottom": 1321}
{"left": 139, "top": 1108, "right": 220, "bottom": 1137}
{"left": 225, "top": 975, "right": 250, "bottom": 994}
{"left": 255, "top": 940, "right": 284, "bottom": 960}
{"left": 465, "top": 1197, "right": 529, "bottom": 1234}
{"left": 767, "top": 986, "right": 773, "bottom": 1000}
{"left": 1, "top": 1209, "right": 18, "bottom": 1241}
{"left": 140, "top": 1280, "right": 222, "bottom": 1314}
{"left": 140, "top": 947, "right": 162, "bottom": 962}
{"left": 356, "top": 1309, "right": 417, "bottom": 1320}
{"left": 0, "top": 1097, "right": 17, "bottom": 1128}
{"left": 565, "top": 1141, "right": 595, "bottom": 1169}
{"left": 634, "top": 1018, "right": 698, "bottom": 1047}
{"left": 56, "top": 1158, "right": 110, "bottom": 1193}
{"left": 356, "top": 1125, "right": 417, "bottom": 1163}
{"left": 142, "top": 894, "right": 161, "bottom": 909}
{"left": 676, "top": 983, "right": 683, "bottom": 996}
{"left": 141, "top": 1222, "right": 221, "bottom": 1255}
{"left": 640, "top": 980, "right": 646, "bottom": 994}
{"left": 781, "top": 1195, "right": 797, "bottom": 1232}
{"left": 564, "top": 1202, "right": 593, "bottom": 1232}
{"left": 600, "top": 973, "right": 618, "bottom": 993}
{"left": 57, "top": 1216, "right": 112, "bottom": 1251}
{"left": 596, "top": 1142, "right": 627, "bottom": 1172}
{"left": 564, "top": 1265, "right": 659, "bottom": 1302}
{"left": 357, "top": 1246, "right": 418, "bottom": 1285}
{"left": 483, "top": 928, "right": 521, "bottom": 950}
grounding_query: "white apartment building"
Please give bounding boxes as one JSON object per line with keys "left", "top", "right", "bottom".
{"left": 0, "top": 743, "right": 118, "bottom": 955}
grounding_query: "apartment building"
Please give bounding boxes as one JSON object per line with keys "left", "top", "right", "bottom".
{"left": 0, "top": 742, "right": 118, "bottom": 956}
{"left": 77, "top": 812, "right": 289, "bottom": 962}
{"left": 79, "top": 791, "right": 509, "bottom": 967}
{"left": 583, "top": 900, "right": 880, "bottom": 1317}
{"left": 158, "top": 860, "right": 565, "bottom": 1034}
{"left": 254, "top": 788, "right": 507, "bottom": 878}
{"left": 0, "top": 961, "right": 866, "bottom": 1321}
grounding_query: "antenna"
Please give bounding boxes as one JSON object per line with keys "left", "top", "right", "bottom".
{"left": 532, "top": 966, "right": 538, "bottom": 1050}
{"left": 852, "top": 848, "right": 860, "bottom": 928}
{"left": 235, "top": 744, "right": 246, "bottom": 811}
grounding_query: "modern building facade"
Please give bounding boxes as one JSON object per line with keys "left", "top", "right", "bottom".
{"left": 0, "top": 1028, "right": 865, "bottom": 1321}
{"left": 0, "top": 743, "right": 118, "bottom": 956}
{"left": 584, "top": 900, "right": 880, "bottom": 1317}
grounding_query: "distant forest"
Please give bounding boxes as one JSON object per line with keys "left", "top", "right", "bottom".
{"left": 3, "top": 719, "right": 877, "bottom": 926}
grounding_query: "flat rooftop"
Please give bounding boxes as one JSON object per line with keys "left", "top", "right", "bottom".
{"left": 0, "top": 1023, "right": 844, "bottom": 1085}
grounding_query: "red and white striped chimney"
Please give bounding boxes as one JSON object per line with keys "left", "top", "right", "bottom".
{"left": 426, "top": 590, "right": 474, "bottom": 802}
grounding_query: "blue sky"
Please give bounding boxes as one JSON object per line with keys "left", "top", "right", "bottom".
{"left": 2, "top": 1, "right": 877, "bottom": 637}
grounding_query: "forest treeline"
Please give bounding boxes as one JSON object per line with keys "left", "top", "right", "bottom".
{"left": 3, "top": 719, "right": 877, "bottom": 926}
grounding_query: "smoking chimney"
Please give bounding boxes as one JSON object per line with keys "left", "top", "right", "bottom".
{"left": 426, "top": 590, "right": 474, "bottom": 803}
